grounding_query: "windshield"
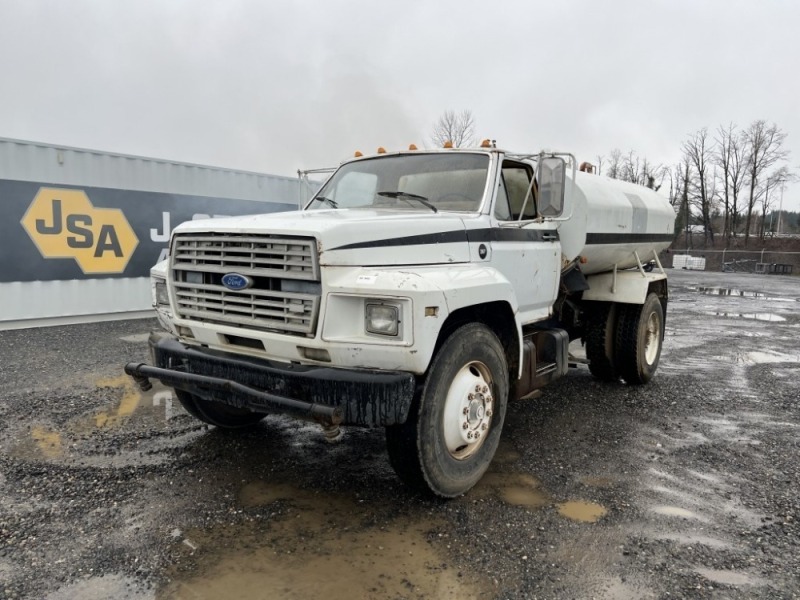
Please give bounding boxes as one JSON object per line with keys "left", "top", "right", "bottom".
{"left": 307, "top": 153, "right": 490, "bottom": 212}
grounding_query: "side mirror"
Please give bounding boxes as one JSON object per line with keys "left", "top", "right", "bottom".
{"left": 538, "top": 156, "right": 566, "bottom": 217}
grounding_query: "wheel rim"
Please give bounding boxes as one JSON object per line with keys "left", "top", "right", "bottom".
{"left": 644, "top": 310, "right": 661, "bottom": 365}
{"left": 442, "top": 361, "right": 494, "bottom": 460}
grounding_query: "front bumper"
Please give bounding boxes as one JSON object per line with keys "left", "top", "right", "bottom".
{"left": 125, "top": 334, "right": 416, "bottom": 427}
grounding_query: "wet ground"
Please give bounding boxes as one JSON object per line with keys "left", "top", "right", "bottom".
{"left": 1, "top": 268, "right": 798, "bottom": 599}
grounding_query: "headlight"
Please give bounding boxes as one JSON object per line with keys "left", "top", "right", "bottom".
{"left": 365, "top": 303, "right": 399, "bottom": 336}
{"left": 154, "top": 279, "right": 170, "bottom": 307}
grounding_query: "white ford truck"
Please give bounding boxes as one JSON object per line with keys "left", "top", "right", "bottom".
{"left": 126, "top": 145, "right": 676, "bottom": 497}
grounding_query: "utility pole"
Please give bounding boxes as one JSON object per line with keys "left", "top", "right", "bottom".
{"left": 777, "top": 181, "right": 785, "bottom": 235}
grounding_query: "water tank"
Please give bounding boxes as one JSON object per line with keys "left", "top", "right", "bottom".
{"left": 558, "top": 171, "right": 675, "bottom": 275}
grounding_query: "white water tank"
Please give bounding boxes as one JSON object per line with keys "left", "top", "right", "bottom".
{"left": 558, "top": 171, "right": 676, "bottom": 275}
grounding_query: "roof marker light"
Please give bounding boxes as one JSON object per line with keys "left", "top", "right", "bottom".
{"left": 377, "top": 147, "right": 387, "bottom": 154}
{"left": 480, "top": 139, "right": 491, "bottom": 148}
{"left": 354, "top": 151, "right": 363, "bottom": 157}
{"left": 408, "top": 144, "right": 418, "bottom": 150}
{"left": 443, "top": 141, "right": 453, "bottom": 148}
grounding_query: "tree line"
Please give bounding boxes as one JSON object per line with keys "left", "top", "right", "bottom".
{"left": 595, "top": 120, "right": 794, "bottom": 246}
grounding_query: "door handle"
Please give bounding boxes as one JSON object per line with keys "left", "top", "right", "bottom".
{"left": 541, "top": 233, "right": 557, "bottom": 241}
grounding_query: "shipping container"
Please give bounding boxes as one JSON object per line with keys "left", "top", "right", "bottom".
{"left": 0, "top": 137, "right": 313, "bottom": 329}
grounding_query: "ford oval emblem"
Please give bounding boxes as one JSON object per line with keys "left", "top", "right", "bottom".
{"left": 221, "top": 273, "right": 253, "bottom": 291}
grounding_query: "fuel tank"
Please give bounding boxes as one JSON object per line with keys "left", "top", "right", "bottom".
{"left": 557, "top": 171, "right": 676, "bottom": 275}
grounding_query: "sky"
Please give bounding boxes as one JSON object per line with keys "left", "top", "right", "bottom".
{"left": 1, "top": 0, "right": 798, "bottom": 210}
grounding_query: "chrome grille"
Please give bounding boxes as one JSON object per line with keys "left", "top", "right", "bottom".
{"left": 172, "top": 233, "right": 318, "bottom": 280}
{"left": 171, "top": 233, "right": 320, "bottom": 336}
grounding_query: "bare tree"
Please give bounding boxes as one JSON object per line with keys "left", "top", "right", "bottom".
{"left": 430, "top": 109, "right": 476, "bottom": 148}
{"left": 675, "top": 156, "right": 692, "bottom": 246}
{"left": 743, "top": 120, "right": 788, "bottom": 245}
{"left": 595, "top": 155, "right": 604, "bottom": 176}
{"left": 605, "top": 148, "right": 623, "bottom": 179}
{"left": 682, "top": 128, "right": 715, "bottom": 244}
{"left": 621, "top": 151, "right": 642, "bottom": 185}
{"left": 664, "top": 160, "right": 685, "bottom": 241}
{"left": 759, "top": 166, "right": 793, "bottom": 239}
{"left": 714, "top": 123, "right": 747, "bottom": 242}
{"left": 639, "top": 156, "right": 668, "bottom": 190}
{"left": 602, "top": 148, "right": 666, "bottom": 189}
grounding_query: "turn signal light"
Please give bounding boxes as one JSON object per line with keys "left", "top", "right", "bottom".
{"left": 298, "top": 346, "right": 331, "bottom": 362}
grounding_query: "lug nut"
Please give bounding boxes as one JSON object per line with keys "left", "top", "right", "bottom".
{"left": 482, "top": 385, "right": 488, "bottom": 393}
{"left": 475, "top": 431, "right": 481, "bottom": 439}
{"left": 462, "top": 407, "right": 469, "bottom": 415}
{"left": 467, "top": 432, "right": 473, "bottom": 439}
{"left": 462, "top": 422, "right": 469, "bottom": 430}
{"left": 481, "top": 423, "right": 488, "bottom": 431}
{"left": 468, "top": 393, "right": 474, "bottom": 400}
{"left": 486, "top": 409, "right": 493, "bottom": 417}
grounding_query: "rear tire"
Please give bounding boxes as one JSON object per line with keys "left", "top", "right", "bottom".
{"left": 615, "top": 293, "right": 664, "bottom": 385}
{"left": 585, "top": 302, "right": 619, "bottom": 381}
{"left": 175, "top": 390, "right": 265, "bottom": 428}
{"left": 385, "top": 323, "right": 509, "bottom": 498}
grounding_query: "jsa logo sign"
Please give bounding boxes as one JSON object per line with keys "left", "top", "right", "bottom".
{"left": 21, "top": 188, "right": 139, "bottom": 274}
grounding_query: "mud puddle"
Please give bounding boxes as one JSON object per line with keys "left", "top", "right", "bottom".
{"left": 12, "top": 376, "right": 200, "bottom": 466}
{"left": 746, "top": 350, "right": 800, "bottom": 364}
{"left": 556, "top": 501, "right": 607, "bottom": 523}
{"left": 468, "top": 442, "right": 610, "bottom": 522}
{"left": 471, "top": 472, "right": 609, "bottom": 522}
{"left": 694, "top": 286, "right": 798, "bottom": 303}
{"left": 471, "top": 471, "right": 550, "bottom": 508}
{"left": 703, "top": 311, "right": 786, "bottom": 322}
{"left": 468, "top": 441, "right": 551, "bottom": 509}
{"left": 160, "top": 483, "right": 485, "bottom": 600}
{"left": 696, "top": 286, "right": 766, "bottom": 298}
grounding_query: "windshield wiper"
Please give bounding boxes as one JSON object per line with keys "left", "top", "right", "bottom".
{"left": 378, "top": 191, "right": 438, "bottom": 213}
{"left": 312, "top": 196, "right": 338, "bottom": 208}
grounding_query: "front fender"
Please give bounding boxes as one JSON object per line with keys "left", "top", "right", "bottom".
{"left": 322, "top": 265, "right": 522, "bottom": 376}
{"left": 416, "top": 265, "right": 524, "bottom": 378}
{"left": 400, "top": 265, "right": 523, "bottom": 377}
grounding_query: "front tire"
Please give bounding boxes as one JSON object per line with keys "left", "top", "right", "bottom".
{"left": 615, "top": 293, "right": 665, "bottom": 385}
{"left": 175, "top": 390, "right": 265, "bottom": 429}
{"left": 385, "top": 323, "right": 509, "bottom": 498}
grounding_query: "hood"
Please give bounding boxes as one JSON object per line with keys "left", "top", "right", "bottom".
{"left": 173, "top": 209, "right": 473, "bottom": 266}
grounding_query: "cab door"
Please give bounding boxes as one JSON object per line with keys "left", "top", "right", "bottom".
{"left": 488, "top": 160, "right": 560, "bottom": 324}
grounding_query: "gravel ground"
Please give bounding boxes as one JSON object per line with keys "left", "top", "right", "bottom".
{"left": 1, "top": 268, "right": 798, "bottom": 599}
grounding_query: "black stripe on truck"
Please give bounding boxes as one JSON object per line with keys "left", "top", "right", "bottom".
{"left": 330, "top": 228, "right": 558, "bottom": 251}
{"left": 585, "top": 233, "right": 674, "bottom": 245}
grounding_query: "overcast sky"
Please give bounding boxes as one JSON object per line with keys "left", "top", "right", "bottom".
{"left": 1, "top": 0, "right": 798, "bottom": 210}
